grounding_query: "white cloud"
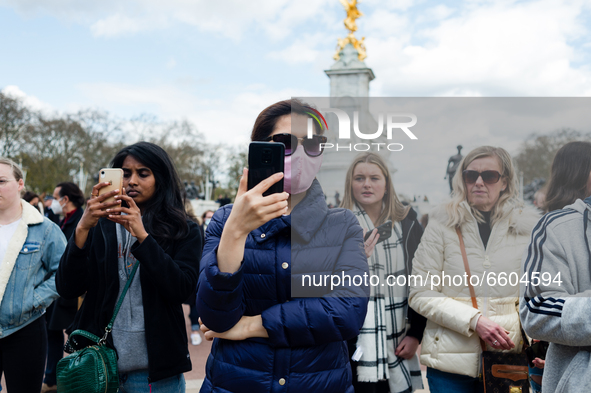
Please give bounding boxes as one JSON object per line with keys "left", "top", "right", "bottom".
{"left": 1, "top": 85, "right": 55, "bottom": 114}
{"left": 75, "top": 82, "right": 316, "bottom": 145}
{"left": 363, "top": 10, "right": 409, "bottom": 38}
{"left": 267, "top": 40, "right": 321, "bottom": 64}
{"left": 361, "top": 0, "right": 414, "bottom": 12}
{"left": 90, "top": 13, "right": 166, "bottom": 37}
{"left": 366, "top": 0, "right": 591, "bottom": 96}
{"left": 2, "top": 0, "right": 335, "bottom": 40}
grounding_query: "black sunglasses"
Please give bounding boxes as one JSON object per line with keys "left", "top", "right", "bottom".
{"left": 462, "top": 170, "right": 502, "bottom": 185}
{"left": 263, "top": 133, "right": 327, "bottom": 157}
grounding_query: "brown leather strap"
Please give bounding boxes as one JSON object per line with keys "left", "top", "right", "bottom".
{"left": 456, "top": 226, "right": 486, "bottom": 352}
{"left": 456, "top": 227, "right": 478, "bottom": 308}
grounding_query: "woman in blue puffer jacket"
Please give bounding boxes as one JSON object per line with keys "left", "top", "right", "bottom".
{"left": 197, "top": 99, "right": 370, "bottom": 393}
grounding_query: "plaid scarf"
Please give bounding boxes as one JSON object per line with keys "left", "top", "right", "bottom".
{"left": 353, "top": 205, "right": 423, "bottom": 393}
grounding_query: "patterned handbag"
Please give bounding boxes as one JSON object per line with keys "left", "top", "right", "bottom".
{"left": 56, "top": 261, "right": 139, "bottom": 393}
{"left": 456, "top": 228, "right": 530, "bottom": 393}
{"left": 481, "top": 350, "right": 529, "bottom": 393}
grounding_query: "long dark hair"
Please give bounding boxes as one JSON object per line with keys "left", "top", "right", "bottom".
{"left": 56, "top": 182, "right": 85, "bottom": 208}
{"left": 111, "top": 141, "right": 189, "bottom": 241}
{"left": 545, "top": 141, "right": 591, "bottom": 212}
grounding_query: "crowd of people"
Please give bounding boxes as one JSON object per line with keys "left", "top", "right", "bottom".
{"left": 0, "top": 98, "right": 589, "bottom": 393}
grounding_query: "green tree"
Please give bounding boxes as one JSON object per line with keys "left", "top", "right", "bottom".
{"left": 148, "top": 120, "right": 207, "bottom": 187}
{"left": 515, "top": 128, "right": 591, "bottom": 185}
{"left": 0, "top": 92, "right": 31, "bottom": 157}
{"left": 22, "top": 116, "right": 94, "bottom": 193}
{"left": 226, "top": 144, "right": 248, "bottom": 197}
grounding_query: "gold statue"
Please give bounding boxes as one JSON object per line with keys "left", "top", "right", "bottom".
{"left": 334, "top": 0, "right": 367, "bottom": 61}
{"left": 341, "top": 0, "right": 362, "bottom": 32}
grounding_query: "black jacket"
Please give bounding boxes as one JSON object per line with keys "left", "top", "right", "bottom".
{"left": 48, "top": 207, "right": 84, "bottom": 330}
{"left": 56, "top": 218, "right": 202, "bottom": 382}
{"left": 401, "top": 207, "right": 427, "bottom": 341}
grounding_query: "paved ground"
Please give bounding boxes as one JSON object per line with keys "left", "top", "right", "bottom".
{"left": 183, "top": 304, "right": 208, "bottom": 392}
{"left": 1, "top": 305, "right": 431, "bottom": 392}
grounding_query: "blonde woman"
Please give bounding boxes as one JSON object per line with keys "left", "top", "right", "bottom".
{"left": 341, "top": 152, "right": 426, "bottom": 393}
{"left": 409, "top": 146, "right": 539, "bottom": 392}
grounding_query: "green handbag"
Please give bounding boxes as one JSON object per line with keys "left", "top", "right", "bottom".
{"left": 56, "top": 261, "right": 140, "bottom": 393}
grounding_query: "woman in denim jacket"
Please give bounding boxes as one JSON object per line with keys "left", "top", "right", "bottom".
{"left": 0, "top": 157, "right": 66, "bottom": 393}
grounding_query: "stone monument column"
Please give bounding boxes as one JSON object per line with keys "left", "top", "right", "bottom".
{"left": 314, "top": 2, "right": 396, "bottom": 205}
{"left": 316, "top": 44, "right": 381, "bottom": 206}
{"left": 325, "top": 44, "right": 375, "bottom": 98}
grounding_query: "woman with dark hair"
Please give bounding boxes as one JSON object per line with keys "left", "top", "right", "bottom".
{"left": 42, "top": 182, "right": 86, "bottom": 392}
{"left": 196, "top": 99, "right": 369, "bottom": 393}
{"left": 543, "top": 141, "right": 591, "bottom": 212}
{"left": 519, "top": 141, "right": 591, "bottom": 393}
{"left": 23, "top": 191, "right": 42, "bottom": 212}
{"left": 340, "top": 152, "right": 426, "bottom": 393}
{"left": 56, "top": 141, "right": 202, "bottom": 392}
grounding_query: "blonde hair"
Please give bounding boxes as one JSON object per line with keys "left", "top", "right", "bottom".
{"left": 446, "top": 146, "right": 520, "bottom": 227}
{"left": 340, "top": 152, "right": 409, "bottom": 225}
{"left": 0, "top": 157, "right": 24, "bottom": 181}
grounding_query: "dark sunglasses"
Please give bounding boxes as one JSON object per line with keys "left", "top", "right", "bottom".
{"left": 462, "top": 170, "right": 502, "bottom": 185}
{"left": 263, "top": 133, "right": 327, "bottom": 157}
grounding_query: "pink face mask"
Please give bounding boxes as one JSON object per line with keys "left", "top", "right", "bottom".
{"left": 284, "top": 146, "right": 323, "bottom": 195}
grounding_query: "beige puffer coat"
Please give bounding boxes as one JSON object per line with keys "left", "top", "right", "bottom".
{"left": 409, "top": 201, "right": 539, "bottom": 378}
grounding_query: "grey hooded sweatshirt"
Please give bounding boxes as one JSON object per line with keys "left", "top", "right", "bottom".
{"left": 520, "top": 197, "right": 591, "bottom": 393}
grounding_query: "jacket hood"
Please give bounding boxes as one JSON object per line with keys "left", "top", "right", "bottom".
{"left": 564, "top": 198, "right": 591, "bottom": 215}
{"left": 566, "top": 197, "right": 591, "bottom": 268}
{"left": 429, "top": 200, "right": 540, "bottom": 236}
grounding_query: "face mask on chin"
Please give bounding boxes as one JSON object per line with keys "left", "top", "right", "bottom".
{"left": 283, "top": 146, "right": 322, "bottom": 195}
{"left": 50, "top": 198, "right": 64, "bottom": 215}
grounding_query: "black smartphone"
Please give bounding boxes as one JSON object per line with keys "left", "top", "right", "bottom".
{"left": 247, "top": 142, "right": 285, "bottom": 196}
{"left": 364, "top": 220, "right": 393, "bottom": 244}
{"left": 526, "top": 340, "right": 549, "bottom": 368}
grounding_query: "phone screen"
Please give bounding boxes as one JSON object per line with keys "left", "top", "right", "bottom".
{"left": 247, "top": 142, "right": 285, "bottom": 196}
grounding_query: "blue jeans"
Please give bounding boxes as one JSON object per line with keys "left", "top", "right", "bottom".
{"left": 528, "top": 365, "right": 543, "bottom": 393}
{"left": 189, "top": 303, "right": 200, "bottom": 331}
{"left": 119, "top": 369, "right": 185, "bottom": 393}
{"left": 427, "top": 367, "right": 483, "bottom": 393}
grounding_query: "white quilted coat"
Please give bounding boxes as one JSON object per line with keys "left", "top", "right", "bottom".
{"left": 408, "top": 201, "right": 539, "bottom": 378}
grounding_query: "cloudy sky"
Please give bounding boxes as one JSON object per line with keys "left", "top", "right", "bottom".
{"left": 2, "top": 0, "right": 591, "bottom": 201}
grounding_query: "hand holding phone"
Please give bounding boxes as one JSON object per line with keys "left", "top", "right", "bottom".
{"left": 227, "top": 168, "right": 288, "bottom": 235}
{"left": 364, "top": 220, "right": 393, "bottom": 244}
{"left": 97, "top": 168, "right": 123, "bottom": 205}
{"left": 75, "top": 169, "right": 124, "bottom": 248}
